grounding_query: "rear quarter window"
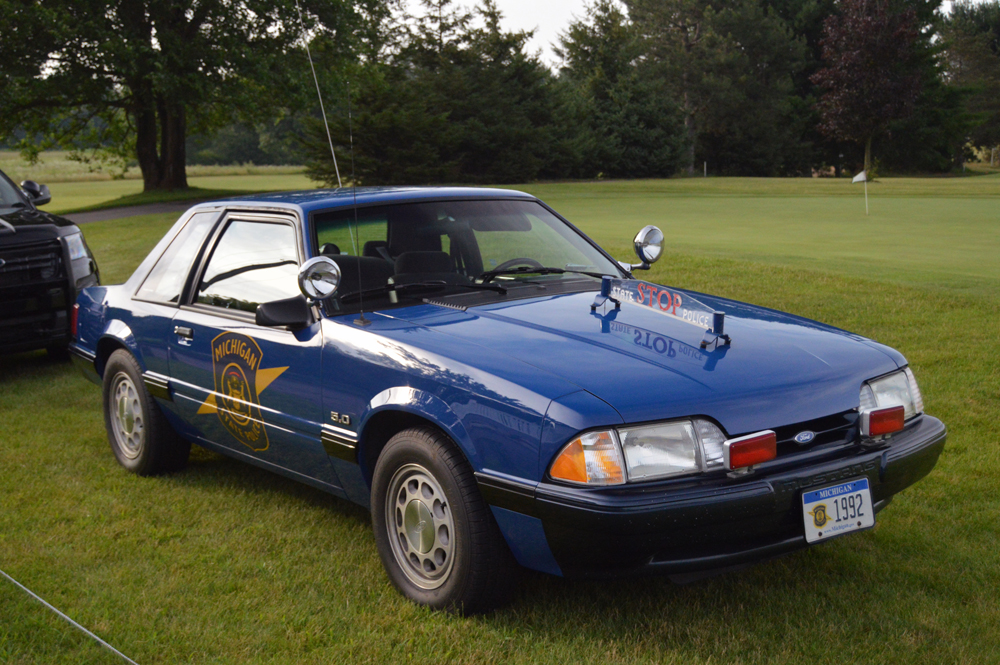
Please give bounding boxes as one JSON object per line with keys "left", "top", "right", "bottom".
{"left": 135, "top": 212, "right": 218, "bottom": 303}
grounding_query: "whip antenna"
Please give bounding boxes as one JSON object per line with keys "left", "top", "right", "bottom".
{"left": 348, "top": 81, "right": 371, "bottom": 327}
{"left": 295, "top": 0, "right": 341, "bottom": 188}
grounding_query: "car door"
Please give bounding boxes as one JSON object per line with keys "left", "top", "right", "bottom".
{"left": 167, "top": 211, "right": 341, "bottom": 490}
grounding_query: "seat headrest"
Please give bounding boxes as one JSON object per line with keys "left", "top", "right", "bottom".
{"left": 387, "top": 219, "right": 442, "bottom": 256}
{"left": 363, "top": 240, "right": 389, "bottom": 259}
{"left": 394, "top": 251, "right": 453, "bottom": 275}
{"left": 330, "top": 255, "right": 394, "bottom": 295}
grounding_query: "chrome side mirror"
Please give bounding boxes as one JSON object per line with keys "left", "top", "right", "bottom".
{"left": 298, "top": 256, "right": 341, "bottom": 302}
{"left": 630, "top": 225, "right": 663, "bottom": 270}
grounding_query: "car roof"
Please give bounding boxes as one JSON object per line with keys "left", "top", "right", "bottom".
{"left": 194, "top": 186, "right": 538, "bottom": 216}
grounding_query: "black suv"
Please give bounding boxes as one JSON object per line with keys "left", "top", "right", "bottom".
{"left": 0, "top": 168, "right": 99, "bottom": 358}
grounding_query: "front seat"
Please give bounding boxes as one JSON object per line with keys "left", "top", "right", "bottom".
{"left": 392, "top": 251, "right": 468, "bottom": 286}
{"left": 331, "top": 255, "right": 395, "bottom": 295}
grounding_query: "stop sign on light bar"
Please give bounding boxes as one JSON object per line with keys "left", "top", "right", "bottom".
{"left": 724, "top": 430, "right": 777, "bottom": 470}
{"left": 861, "top": 405, "right": 905, "bottom": 438}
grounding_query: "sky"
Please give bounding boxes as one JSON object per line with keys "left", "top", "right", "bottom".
{"left": 404, "top": 0, "right": 589, "bottom": 66}
{"left": 416, "top": 0, "right": 988, "bottom": 66}
{"left": 491, "top": 0, "right": 588, "bottom": 64}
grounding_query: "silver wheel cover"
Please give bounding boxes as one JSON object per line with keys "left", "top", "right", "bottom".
{"left": 110, "top": 371, "right": 145, "bottom": 460}
{"left": 385, "top": 463, "right": 456, "bottom": 590}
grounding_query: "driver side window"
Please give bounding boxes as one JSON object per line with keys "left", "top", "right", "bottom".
{"left": 196, "top": 220, "right": 300, "bottom": 313}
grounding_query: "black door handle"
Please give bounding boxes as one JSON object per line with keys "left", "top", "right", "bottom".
{"left": 174, "top": 325, "right": 194, "bottom": 339}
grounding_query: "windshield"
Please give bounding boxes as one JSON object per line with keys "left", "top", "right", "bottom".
{"left": 312, "top": 199, "right": 622, "bottom": 312}
{"left": 0, "top": 172, "right": 27, "bottom": 212}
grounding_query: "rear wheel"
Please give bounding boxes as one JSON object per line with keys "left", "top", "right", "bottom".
{"left": 102, "top": 350, "right": 190, "bottom": 475}
{"left": 371, "top": 427, "right": 517, "bottom": 614}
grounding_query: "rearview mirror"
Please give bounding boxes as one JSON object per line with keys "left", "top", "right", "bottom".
{"left": 20, "top": 180, "right": 51, "bottom": 206}
{"left": 256, "top": 295, "right": 311, "bottom": 328}
{"left": 630, "top": 225, "right": 663, "bottom": 270}
{"left": 298, "top": 256, "right": 341, "bottom": 302}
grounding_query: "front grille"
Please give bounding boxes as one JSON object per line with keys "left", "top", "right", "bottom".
{"left": 772, "top": 409, "right": 859, "bottom": 457}
{"left": 0, "top": 312, "right": 67, "bottom": 345}
{"left": 0, "top": 239, "right": 69, "bottom": 348}
{"left": 0, "top": 239, "right": 65, "bottom": 287}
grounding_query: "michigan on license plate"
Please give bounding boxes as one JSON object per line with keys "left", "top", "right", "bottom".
{"left": 802, "top": 478, "right": 875, "bottom": 543}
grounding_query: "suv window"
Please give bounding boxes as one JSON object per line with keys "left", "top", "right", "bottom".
{"left": 135, "top": 212, "right": 218, "bottom": 303}
{"left": 0, "top": 172, "right": 26, "bottom": 212}
{"left": 196, "top": 220, "right": 299, "bottom": 313}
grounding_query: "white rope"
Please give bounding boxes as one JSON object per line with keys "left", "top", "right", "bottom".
{"left": 0, "top": 566, "right": 140, "bottom": 665}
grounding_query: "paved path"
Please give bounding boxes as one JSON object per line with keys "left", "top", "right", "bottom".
{"left": 63, "top": 199, "right": 215, "bottom": 224}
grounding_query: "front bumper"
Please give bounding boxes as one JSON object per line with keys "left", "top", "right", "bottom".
{"left": 479, "top": 414, "right": 946, "bottom": 578}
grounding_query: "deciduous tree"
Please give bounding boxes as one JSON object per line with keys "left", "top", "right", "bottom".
{"left": 0, "top": 0, "right": 374, "bottom": 191}
{"left": 811, "top": 0, "right": 922, "bottom": 172}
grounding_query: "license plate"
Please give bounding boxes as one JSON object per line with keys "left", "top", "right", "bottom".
{"left": 802, "top": 478, "right": 875, "bottom": 543}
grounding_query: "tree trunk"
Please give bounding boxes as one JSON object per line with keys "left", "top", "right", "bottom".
{"left": 159, "top": 100, "right": 189, "bottom": 190}
{"left": 134, "top": 100, "right": 188, "bottom": 192}
{"left": 864, "top": 135, "right": 872, "bottom": 174}
{"left": 135, "top": 100, "right": 162, "bottom": 191}
{"left": 682, "top": 89, "right": 696, "bottom": 175}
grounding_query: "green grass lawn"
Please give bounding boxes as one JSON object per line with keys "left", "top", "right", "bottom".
{"left": 1, "top": 178, "right": 998, "bottom": 664}
{"left": 516, "top": 176, "right": 1000, "bottom": 297}
{"left": 43, "top": 174, "right": 317, "bottom": 214}
{"left": 1, "top": 149, "right": 317, "bottom": 213}
{"left": 1, "top": 150, "right": 306, "bottom": 184}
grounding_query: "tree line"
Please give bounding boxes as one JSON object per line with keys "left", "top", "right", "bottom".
{"left": 2, "top": 0, "right": 998, "bottom": 190}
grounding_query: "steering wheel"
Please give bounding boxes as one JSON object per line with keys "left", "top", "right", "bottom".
{"left": 491, "top": 257, "right": 543, "bottom": 273}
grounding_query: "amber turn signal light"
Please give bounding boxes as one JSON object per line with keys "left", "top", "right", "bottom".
{"left": 724, "top": 430, "right": 777, "bottom": 470}
{"left": 861, "top": 405, "right": 905, "bottom": 438}
{"left": 549, "top": 430, "right": 626, "bottom": 485}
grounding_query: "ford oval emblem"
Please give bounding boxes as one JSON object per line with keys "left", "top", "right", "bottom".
{"left": 794, "top": 431, "right": 815, "bottom": 445}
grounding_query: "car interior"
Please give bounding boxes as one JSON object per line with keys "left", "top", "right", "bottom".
{"left": 314, "top": 203, "right": 495, "bottom": 309}
{"left": 310, "top": 198, "right": 615, "bottom": 314}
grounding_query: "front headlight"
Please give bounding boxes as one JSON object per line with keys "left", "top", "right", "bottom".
{"left": 860, "top": 367, "right": 923, "bottom": 420}
{"left": 549, "top": 418, "right": 727, "bottom": 485}
{"left": 64, "top": 233, "right": 89, "bottom": 260}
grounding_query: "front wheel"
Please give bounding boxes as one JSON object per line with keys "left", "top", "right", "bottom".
{"left": 102, "top": 349, "right": 190, "bottom": 475}
{"left": 371, "top": 427, "right": 517, "bottom": 614}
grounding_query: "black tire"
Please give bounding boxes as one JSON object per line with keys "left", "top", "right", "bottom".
{"left": 102, "top": 349, "right": 190, "bottom": 476}
{"left": 371, "top": 426, "right": 518, "bottom": 614}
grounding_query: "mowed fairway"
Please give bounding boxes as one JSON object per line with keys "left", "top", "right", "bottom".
{"left": 44, "top": 173, "right": 316, "bottom": 214}
{"left": 1, "top": 177, "right": 998, "bottom": 664}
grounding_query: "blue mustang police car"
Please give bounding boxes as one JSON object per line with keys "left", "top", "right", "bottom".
{"left": 70, "top": 187, "right": 946, "bottom": 613}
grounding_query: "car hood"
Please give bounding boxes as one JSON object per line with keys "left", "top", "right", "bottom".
{"left": 390, "top": 289, "right": 905, "bottom": 437}
{"left": 0, "top": 208, "right": 77, "bottom": 243}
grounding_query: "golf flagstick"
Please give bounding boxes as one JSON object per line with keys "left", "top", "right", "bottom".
{"left": 853, "top": 170, "right": 868, "bottom": 215}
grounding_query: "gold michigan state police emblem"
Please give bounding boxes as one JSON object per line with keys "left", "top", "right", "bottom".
{"left": 197, "top": 332, "right": 287, "bottom": 452}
